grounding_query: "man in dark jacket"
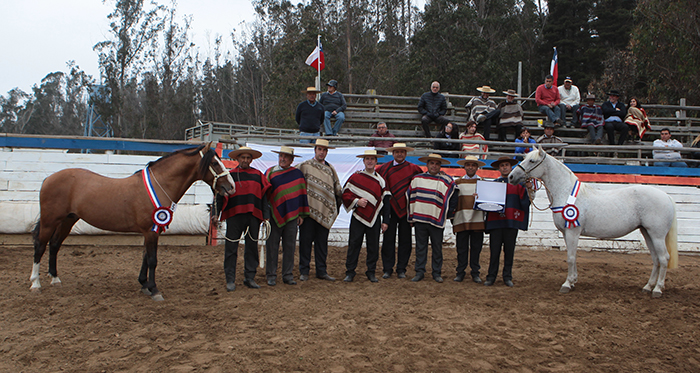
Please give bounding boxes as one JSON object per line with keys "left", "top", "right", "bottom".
{"left": 417, "top": 81, "right": 450, "bottom": 138}
{"left": 602, "top": 89, "right": 628, "bottom": 145}
{"left": 296, "top": 86, "right": 325, "bottom": 144}
{"left": 319, "top": 80, "right": 347, "bottom": 136}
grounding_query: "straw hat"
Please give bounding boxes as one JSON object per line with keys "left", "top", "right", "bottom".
{"left": 418, "top": 153, "right": 450, "bottom": 165}
{"left": 489, "top": 156, "right": 518, "bottom": 169}
{"left": 272, "top": 146, "right": 301, "bottom": 157}
{"left": 385, "top": 143, "right": 415, "bottom": 153}
{"left": 476, "top": 85, "right": 496, "bottom": 93}
{"left": 356, "top": 149, "right": 384, "bottom": 158}
{"left": 312, "top": 138, "right": 334, "bottom": 149}
{"left": 457, "top": 155, "right": 486, "bottom": 167}
{"left": 302, "top": 86, "right": 322, "bottom": 94}
{"left": 228, "top": 146, "right": 262, "bottom": 160}
{"left": 502, "top": 89, "right": 519, "bottom": 97}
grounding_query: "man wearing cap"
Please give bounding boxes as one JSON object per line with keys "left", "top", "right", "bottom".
{"left": 342, "top": 150, "right": 391, "bottom": 283}
{"left": 484, "top": 157, "right": 531, "bottom": 287}
{"left": 536, "top": 75, "right": 564, "bottom": 126}
{"left": 368, "top": 122, "right": 397, "bottom": 149}
{"left": 216, "top": 147, "right": 270, "bottom": 291}
{"left": 558, "top": 77, "right": 581, "bottom": 128}
{"left": 297, "top": 139, "right": 343, "bottom": 281}
{"left": 296, "top": 86, "right": 325, "bottom": 144}
{"left": 466, "top": 85, "right": 499, "bottom": 141}
{"left": 418, "top": 81, "right": 450, "bottom": 138}
{"left": 376, "top": 143, "right": 423, "bottom": 279}
{"left": 602, "top": 89, "right": 628, "bottom": 145}
{"left": 536, "top": 122, "right": 564, "bottom": 156}
{"left": 407, "top": 154, "right": 457, "bottom": 283}
{"left": 496, "top": 89, "right": 524, "bottom": 141}
{"left": 577, "top": 94, "right": 605, "bottom": 144}
{"left": 452, "top": 156, "right": 486, "bottom": 283}
{"left": 265, "top": 146, "right": 310, "bottom": 286}
{"left": 319, "top": 80, "right": 347, "bottom": 136}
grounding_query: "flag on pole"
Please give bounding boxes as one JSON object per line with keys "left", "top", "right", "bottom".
{"left": 550, "top": 47, "right": 558, "bottom": 85}
{"left": 305, "top": 40, "right": 325, "bottom": 71}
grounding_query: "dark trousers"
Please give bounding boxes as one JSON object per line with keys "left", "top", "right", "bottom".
{"left": 479, "top": 109, "right": 501, "bottom": 141}
{"left": 496, "top": 124, "right": 523, "bottom": 142}
{"left": 421, "top": 115, "right": 450, "bottom": 138}
{"left": 487, "top": 228, "right": 518, "bottom": 282}
{"left": 224, "top": 213, "right": 260, "bottom": 283}
{"left": 298, "top": 218, "right": 330, "bottom": 277}
{"left": 455, "top": 230, "right": 484, "bottom": 277}
{"left": 266, "top": 220, "right": 297, "bottom": 281}
{"left": 346, "top": 216, "right": 381, "bottom": 277}
{"left": 604, "top": 120, "right": 628, "bottom": 145}
{"left": 414, "top": 222, "right": 444, "bottom": 277}
{"left": 381, "top": 209, "right": 413, "bottom": 275}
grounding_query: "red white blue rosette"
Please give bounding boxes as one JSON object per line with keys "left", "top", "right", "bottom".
{"left": 152, "top": 207, "right": 173, "bottom": 230}
{"left": 551, "top": 180, "right": 582, "bottom": 229}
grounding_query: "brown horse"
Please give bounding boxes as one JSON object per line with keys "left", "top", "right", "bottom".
{"left": 30, "top": 143, "right": 235, "bottom": 301}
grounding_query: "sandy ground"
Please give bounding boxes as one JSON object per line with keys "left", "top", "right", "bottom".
{"left": 1, "top": 243, "right": 699, "bottom": 372}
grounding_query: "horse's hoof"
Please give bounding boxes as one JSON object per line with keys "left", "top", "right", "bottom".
{"left": 30, "top": 287, "right": 41, "bottom": 293}
{"left": 151, "top": 293, "right": 164, "bottom": 301}
{"left": 51, "top": 282, "right": 62, "bottom": 287}
{"left": 559, "top": 286, "right": 571, "bottom": 294}
{"left": 642, "top": 288, "right": 651, "bottom": 293}
{"left": 141, "top": 288, "right": 152, "bottom": 296}
{"left": 651, "top": 291, "right": 662, "bottom": 298}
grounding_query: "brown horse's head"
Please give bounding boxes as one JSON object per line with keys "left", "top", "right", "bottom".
{"left": 197, "top": 143, "right": 235, "bottom": 196}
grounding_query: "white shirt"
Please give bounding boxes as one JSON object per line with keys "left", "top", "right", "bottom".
{"left": 653, "top": 138, "right": 683, "bottom": 159}
{"left": 558, "top": 85, "right": 581, "bottom": 107}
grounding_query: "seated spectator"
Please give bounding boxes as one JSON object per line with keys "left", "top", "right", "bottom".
{"left": 465, "top": 86, "right": 499, "bottom": 141}
{"left": 319, "top": 79, "right": 347, "bottom": 136}
{"left": 690, "top": 134, "right": 700, "bottom": 168}
{"left": 602, "top": 89, "right": 628, "bottom": 145}
{"left": 460, "top": 120, "right": 488, "bottom": 159}
{"left": 434, "top": 122, "right": 461, "bottom": 157}
{"left": 653, "top": 128, "right": 687, "bottom": 167}
{"left": 536, "top": 122, "right": 564, "bottom": 156}
{"left": 514, "top": 127, "right": 536, "bottom": 158}
{"left": 535, "top": 75, "right": 564, "bottom": 126}
{"left": 418, "top": 81, "right": 450, "bottom": 138}
{"left": 558, "top": 77, "right": 581, "bottom": 128}
{"left": 368, "top": 122, "right": 396, "bottom": 149}
{"left": 497, "top": 89, "right": 524, "bottom": 141}
{"left": 624, "top": 97, "right": 651, "bottom": 143}
{"left": 577, "top": 94, "right": 605, "bottom": 144}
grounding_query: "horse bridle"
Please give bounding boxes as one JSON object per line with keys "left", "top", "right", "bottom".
{"left": 516, "top": 151, "right": 552, "bottom": 211}
{"left": 516, "top": 151, "right": 547, "bottom": 179}
{"left": 200, "top": 150, "right": 231, "bottom": 190}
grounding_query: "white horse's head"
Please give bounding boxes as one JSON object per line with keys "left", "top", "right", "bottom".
{"left": 508, "top": 145, "right": 547, "bottom": 185}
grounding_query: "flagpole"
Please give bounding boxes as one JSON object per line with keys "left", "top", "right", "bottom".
{"left": 316, "top": 35, "right": 321, "bottom": 93}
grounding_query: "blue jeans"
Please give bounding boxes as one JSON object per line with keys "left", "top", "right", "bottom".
{"left": 539, "top": 105, "right": 563, "bottom": 124}
{"left": 323, "top": 111, "right": 345, "bottom": 136}
{"left": 299, "top": 131, "right": 320, "bottom": 144}
{"left": 655, "top": 161, "right": 687, "bottom": 167}
{"left": 560, "top": 104, "right": 580, "bottom": 126}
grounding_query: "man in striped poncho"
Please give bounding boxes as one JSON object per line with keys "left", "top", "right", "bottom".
{"left": 452, "top": 156, "right": 486, "bottom": 284}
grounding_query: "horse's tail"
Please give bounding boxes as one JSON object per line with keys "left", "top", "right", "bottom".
{"left": 666, "top": 198, "right": 679, "bottom": 269}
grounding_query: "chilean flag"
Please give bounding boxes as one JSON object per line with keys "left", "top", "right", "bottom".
{"left": 550, "top": 47, "right": 558, "bottom": 85}
{"left": 305, "top": 41, "right": 325, "bottom": 71}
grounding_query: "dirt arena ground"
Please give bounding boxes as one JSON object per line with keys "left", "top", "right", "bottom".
{"left": 1, "top": 243, "right": 699, "bottom": 372}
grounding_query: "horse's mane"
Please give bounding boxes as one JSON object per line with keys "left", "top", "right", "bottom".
{"left": 137, "top": 144, "right": 216, "bottom": 178}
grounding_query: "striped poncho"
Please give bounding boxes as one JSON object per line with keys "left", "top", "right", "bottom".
{"left": 376, "top": 160, "right": 423, "bottom": 218}
{"left": 298, "top": 158, "right": 342, "bottom": 229}
{"left": 219, "top": 167, "right": 270, "bottom": 221}
{"left": 407, "top": 172, "right": 456, "bottom": 229}
{"left": 342, "top": 170, "right": 391, "bottom": 227}
{"left": 452, "top": 177, "right": 485, "bottom": 233}
{"left": 265, "top": 165, "right": 310, "bottom": 227}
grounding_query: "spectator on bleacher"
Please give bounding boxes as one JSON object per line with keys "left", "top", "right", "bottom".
{"left": 460, "top": 120, "right": 488, "bottom": 159}
{"left": 296, "top": 86, "right": 325, "bottom": 144}
{"left": 690, "top": 134, "right": 700, "bottom": 168}
{"left": 319, "top": 80, "right": 347, "bottom": 136}
{"left": 368, "top": 122, "right": 396, "bottom": 149}
{"left": 497, "top": 89, "right": 524, "bottom": 141}
{"left": 418, "top": 81, "right": 450, "bottom": 138}
{"left": 466, "top": 86, "right": 499, "bottom": 141}
{"left": 536, "top": 121, "right": 564, "bottom": 156}
{"left": 577, "top": 94, "right": 605, "bottom": 144}
{"left": 514, "top": 127, "right": 536, "bottom": 158}
{"left": 624, "top": 97, "right": 651, "bottom": 143}
{"left": 602, "top": 89, "right": 628, "bottom": 145}
{"left": 653, "top": 128, "right": 687, "bottom": 167}
{"left": 558, "top": 77, "right": 581, "bottom": 128}
{"left": 535, "top": 75, "right": 564, "bottom": 126}
{"left": 434, "top": 122, "right": 460, "bottom": 157}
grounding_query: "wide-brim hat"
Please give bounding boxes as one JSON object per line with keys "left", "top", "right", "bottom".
{"left": 489, "top": 156, "right": 519, "bottom": 169}
{"left": 302, "top": 86, "right": 322, "bottom": 94}
{"left": 326, "top": 80, "right": 338, "bottom": 88}
{"left": 272, "top": 145, "right": 301, "bottom": 157}
{"left": 312, "top": 138, "right": 334, "bottom": 149}
{"left": 228, "top": 146, "right": 262, "bottom": 160}
{"left": 457, "top": 155, "right": 486, "bottom": 167}
{"left": 385, "top": 143, "right": 415, "bottom": 153}
{"left": 502, "top": 89, "right": 519, "bottom": 97}
{"left": 356, "top": 149, "right": 384, "bottom": 158}
{"left": 476, "top": 85, "right": 496, "bottom": 93}
{"left": 585, "top": 93, "right": 596, "bottom": 100}
{"left": 418, "top": 153, "right": 450, "bottom": 165}
{"left": 607, "top": 89, "right": 621, "bottom": 96}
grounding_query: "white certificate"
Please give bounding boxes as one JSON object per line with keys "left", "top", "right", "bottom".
{"left": 474, "top": 180, "right": 507, "bottom": 212}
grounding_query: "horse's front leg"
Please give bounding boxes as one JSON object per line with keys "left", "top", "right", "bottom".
{"left": 141, "top": 233, "right": 163, "bottom": 301}
{"left": 560, "top": 229, "right": 581, "bottom": 294}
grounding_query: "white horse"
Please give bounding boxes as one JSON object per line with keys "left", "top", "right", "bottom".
{"left": 508, "top": 147, "right": 678, "bottom": 297}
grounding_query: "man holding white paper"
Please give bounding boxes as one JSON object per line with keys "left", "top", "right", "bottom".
{"left": 452, "top": 156, "right": 486, "bottom": 283}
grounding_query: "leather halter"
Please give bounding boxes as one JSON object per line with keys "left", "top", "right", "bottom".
{"left": 200, "top": 150, "right": 231, "bottom": 191}
{"left": 516, "top": 151, "right": 547, "bottom": 178}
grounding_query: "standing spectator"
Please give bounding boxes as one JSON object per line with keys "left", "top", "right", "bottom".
{"left": 602, "top": 89, "right": 628, "bottom": 145}
{"left": 484, "top": 157, "right": 531, "bottom": 287}
{"left": 368, "top": 122, "right": 397, "bottom": 149}
{"left": 514, "top": 127, "right": 536, "bottom": 156}
{"left": 577, "top": 94, "right": 605, "bottom": 144}
{"left": 342, "top": 150, "right": 391, "bottom": 282}
{"left": 536, "top": 122, "right": 565, "bottom": 156}
{"left": 216, "top": 147, "right": 270, "bottom": 292}
{"left": 418, "top": 81, "right": 450, "bottom": 138}
{"left": 319, "top": 80, "right": 347, "bottom": 136}
{"left": 434, "top": 122, "right": 461, "bottom": 157}
{"left": 653, "top": 128, "right": 687, "bottom": 167}
{"left": 497, "top": 89, "right": 524, "bottom": 141}
{"left": 624, "top": 97, "right": 651, "bottom": 142}
{"left": 407, "top": 154, "right": 457, "bottom": 283}
{"left": 558, "top": 77, "right": 581, "bottom": 128}
{"left": 460, "top": 120, "right": 488, "bottom": 158}
{"left": 535, "top": 75, "right": 564, "bottom": 126}
{"left": 453, "top": 156, "right": 486, "bottom": 283}
{"left": 465, "top": 85, "right": 499, "bottom": 141}
{"left": 296, "top": 86, "right": 325, "bottom": 144}
{"left": 297, "top": 139, "right": 343, "bottom": 282}
{"left": 377, "top": 143, "right": 423, "bottom": 279}
{"left": 265, "top": 146, "right": 310, "bottom": 286}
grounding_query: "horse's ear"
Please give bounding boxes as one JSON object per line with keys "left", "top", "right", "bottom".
{"left": 538, "top": 144, "right": 545, "bottom": 155}
{"left": 204, "top": 142, "right": 213, "bottom": 152}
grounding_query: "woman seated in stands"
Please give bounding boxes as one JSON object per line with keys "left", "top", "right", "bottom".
{"left": 434, "top": 122, "right": 460, "bottom": 157}
{"left": 459, "top": 120, "right": 488, "bottom": 159}
{"left": 514, "top": 127, "right": 536, "bottom": 159}
{"left": 624, "top": 97, "right": 651, "bottom": 143}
